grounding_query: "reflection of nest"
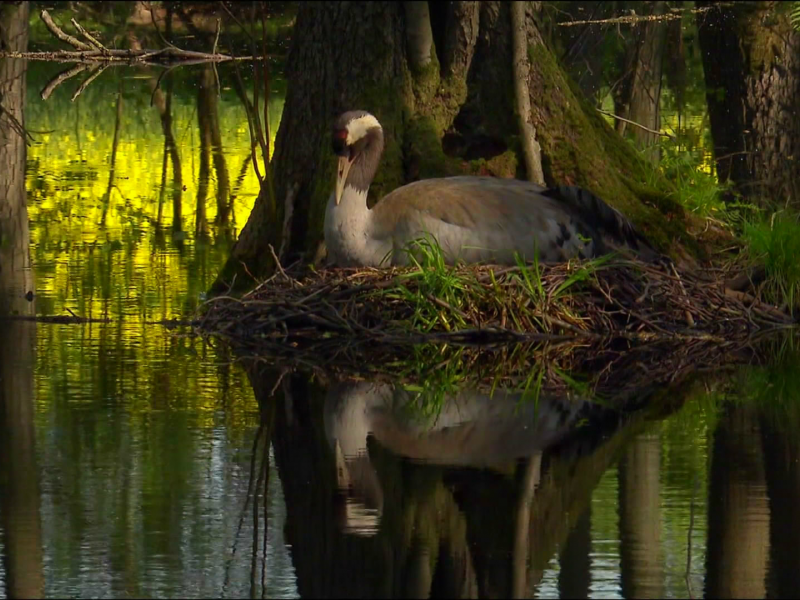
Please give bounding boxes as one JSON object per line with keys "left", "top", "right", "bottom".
{"left": 199, "top": 260, "right": 791, "bottom": 402}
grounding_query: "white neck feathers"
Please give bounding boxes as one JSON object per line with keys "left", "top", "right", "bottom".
{"left": 325, "top": 185, "right": 390, "bottom": 267}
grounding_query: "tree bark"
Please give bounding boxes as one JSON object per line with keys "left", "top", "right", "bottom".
{"left": 0, "top": 4, "right": 45, "bottom": 598}
{"left": 614, "top": 1, "right": 668, "bottom": 164}
{"left": 697, "top": 1, "right": 800, "bottom": 206}
{"left": 212, "top": 1, "right": 690, "bottom": 292}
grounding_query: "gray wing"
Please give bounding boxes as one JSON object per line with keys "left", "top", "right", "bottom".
{"left": 370, "top": 176, "right": 599, "bottom": 264}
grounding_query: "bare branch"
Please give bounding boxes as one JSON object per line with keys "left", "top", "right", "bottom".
{"left": 41, "top": 9, "right": 93, "bottom": 50}
{"left": 70, "top": 18, "right": 109, "bottom": 52}
{"left": 596, "top": 108, "right": 675, "bottom": 139}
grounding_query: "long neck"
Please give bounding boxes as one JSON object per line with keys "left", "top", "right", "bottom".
{"left": 326, "top": 126, "right": 390, "bottom": 266}
{"left": 343, "top": 126, "right": 384, "bottom": 212}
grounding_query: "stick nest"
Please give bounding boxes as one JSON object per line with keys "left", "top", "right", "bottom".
{"left": 196, "top": 258, "right": 794, "bottom": 399}
{"left": 198, "top": 258, "right": 793, "bottom": 347}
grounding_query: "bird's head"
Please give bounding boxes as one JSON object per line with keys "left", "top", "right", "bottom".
{"left": 332, "top": 110, "right": 383, "bottom": 205}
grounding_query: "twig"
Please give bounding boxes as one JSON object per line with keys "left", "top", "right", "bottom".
{"left": 597, "top": 108, "right": 675, "bottom": 139}
{"left": 670, "top": 262, "right": 695, "bottom": 327}
{"left": 148, "top": 1, "right": 180, "bottom": 50}
{"left": 0, "top": 103, "right": 34, "bottom": 145}
{"left": 268, "top": 244, "right": 290, "bottom": 282}
{"left": 212, "top": 17, "right": 222, "bottom": 98}
{"left": 70, "top": 18, "right": 108, "bottom": 52}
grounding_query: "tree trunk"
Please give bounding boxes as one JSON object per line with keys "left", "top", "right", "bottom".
{"left": 212, "top": 1, "right": 691, "bottom": 292}
{"left": 614, "top": 1, "right": 668, "bottom": 164}
{"left": 697, "top": 1, "right": 800, "bottom": 206}
{"left": 1, "top": 0, "right": 33, "bottom": 316}
{"left": 0, "top": 3, "right": 45, "bottom": 598}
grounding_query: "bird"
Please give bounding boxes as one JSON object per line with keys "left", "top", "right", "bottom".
{"left": 324, "top": 110, "right": 660, "bottom": 268}
{"left": 323, "top": 379, "right": 588, "bottom": 535}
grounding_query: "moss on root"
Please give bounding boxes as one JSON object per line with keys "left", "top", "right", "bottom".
{"left": 528, "top": 41, "right": 702, "bottom": 260}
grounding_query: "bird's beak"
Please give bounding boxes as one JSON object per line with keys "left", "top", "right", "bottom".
{"left": 335, "top": 155, "right": 352, "bottom": 206}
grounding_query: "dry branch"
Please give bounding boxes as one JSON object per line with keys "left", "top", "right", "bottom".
{"left": 0, "top": 10, "right": 257, "bottom": 65}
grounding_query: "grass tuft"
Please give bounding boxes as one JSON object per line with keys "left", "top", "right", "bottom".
{"left": 741, "top": 211, "right": 800, "bottom": 312}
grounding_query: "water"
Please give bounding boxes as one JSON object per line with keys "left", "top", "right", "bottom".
{"left": 3, "top": 5, "right": 800, "bottom": 600}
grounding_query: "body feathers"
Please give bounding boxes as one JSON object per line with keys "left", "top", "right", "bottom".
{"left": 324, "top": 110, "right": 659, "bottom": 267}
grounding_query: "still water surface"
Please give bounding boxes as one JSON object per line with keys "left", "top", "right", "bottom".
{"left": 1, "top": 29, "right": 800, "bottom": 600}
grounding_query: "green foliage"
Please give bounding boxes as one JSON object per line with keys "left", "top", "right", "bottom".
{"left": 741, "top": 211, "right": 800, "bottom": 311}
{"left": 385, "top": 236, "right": 477, "bottom": 332}
{"left": 790, "top": 2, "right": 800, "bottom": 30}
{"left": 732, "top": 335, "right": 800, "bottom": 434}
{"left": 640, "top": 139, "right": 731, "bottom": 219}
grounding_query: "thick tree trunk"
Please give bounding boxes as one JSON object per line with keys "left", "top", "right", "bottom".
{"left": 1, "top": 0, "right": 33, "bottom": 315}
{"left": 212, "top": 1, "right": 690, "bottom": 292}
{"left": 0, "top": 4, "right": 45, "bottom": 598}
{"left": 697, "top": 1, "right": 800, "bottom": 206}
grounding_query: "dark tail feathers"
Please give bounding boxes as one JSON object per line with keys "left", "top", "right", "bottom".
{"left": 541, "top": 185, "right": 663, "bottom": 262}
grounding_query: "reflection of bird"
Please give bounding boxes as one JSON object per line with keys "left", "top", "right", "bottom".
{"left": 324, "top": 110, "right": 658, "bottom": 267}
{"left": 323, "top": 380, "right": 587, "bottom": 535}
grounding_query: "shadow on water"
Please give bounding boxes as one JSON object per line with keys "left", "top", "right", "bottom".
{"left": 4, "top": 2, "right": 800, "bottom": 599}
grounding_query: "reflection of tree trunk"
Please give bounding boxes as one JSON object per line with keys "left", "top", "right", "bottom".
{"left": 200, "top": 65, "right": 232, "bottom": 226}
{"left": 151, "top": 79, "right": 182, "bottom": 232}
{"left": 618, "top": 431, "right": 663, "bottom": 599}
{"left": 558, "top": 507, "right": 591, "bottom": 599}
{"left": 614, "top": 1, "right": 667, "bottom": 163}
{"left": 761, "top": 417, "right": 800, "bottom": 598}
{"left": 697, "top": 1, "right": 800, "bottom": 205}
{"left": 228, "top": 154, "right": 253, "bottom": 230}
{"left": 512, "top": 453, "right": 541, "bottom": 597}
{"left": 101, "top": 79, "right": 124, "bottom": 227}
{"left": 0, "top": 3, "right": 45, "bottom": 598}
{"left": 705, "top": 406, "right": 769, "bottom": 599}
{"left": 196, "top": 64, "right": 230, "bottom": 233}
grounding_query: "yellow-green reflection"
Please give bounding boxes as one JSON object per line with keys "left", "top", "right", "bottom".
{"left": 24, "top": 61, "right": 283, "bottom": 413}
{"left": 15, "top": 59, "right": 292, "bottom": 597}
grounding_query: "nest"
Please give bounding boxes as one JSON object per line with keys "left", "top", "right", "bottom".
{"left": 199, "top": 258, "right": 792, "bottom": 344}
{"left": 195, "top": 257, "right": 794, "bottom": 397}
